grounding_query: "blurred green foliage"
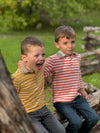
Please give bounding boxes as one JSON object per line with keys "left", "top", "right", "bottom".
{"left": 0, "top": 0, "right": 100, "bottom": 32}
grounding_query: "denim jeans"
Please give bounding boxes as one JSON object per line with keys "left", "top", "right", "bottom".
{"left": 54, "top": 95, "right": 99, "bottom": 133}
{"left": 28, "top": 105, "right": 66, "bottom": 133}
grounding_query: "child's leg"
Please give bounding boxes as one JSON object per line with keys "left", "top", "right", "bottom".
{"left": 41, "top": 106, "right": 66, "bottom": 133}
{"left": 75, "top": 95, "right": 99, "bottom": 133}
{"left": 28, "top": 109, "right": 49, "bottom": 133}
{"left": 54, "top": 102, "right": 83, "bottom": 133}
{"left": 28, "top": 106, "right": 66, "bottom": 133}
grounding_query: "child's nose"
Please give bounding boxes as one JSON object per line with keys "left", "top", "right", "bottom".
{"left": 68, "top": 43, "right": 72, "bottom": 47}
{"left": 39, "top": 55, "right": 43, "bottom": 60}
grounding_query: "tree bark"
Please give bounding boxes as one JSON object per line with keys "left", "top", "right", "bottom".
{"left": 0, "top": 52, "right": 37, "bottom": 133}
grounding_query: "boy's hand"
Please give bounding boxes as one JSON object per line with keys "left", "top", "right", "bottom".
{"left": 18, "top": 60, "right": 26, "bottom": 68}
{"left": 79, "top": 88, "right": 88, "bottom": 100}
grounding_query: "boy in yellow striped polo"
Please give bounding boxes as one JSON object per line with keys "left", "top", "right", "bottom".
{"left": 12, "top": 37, "right": 66, "bottom": 133}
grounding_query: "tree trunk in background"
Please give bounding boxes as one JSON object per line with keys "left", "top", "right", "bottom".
{"left": 0, "top": 51, "right": 37, "bottom": 133}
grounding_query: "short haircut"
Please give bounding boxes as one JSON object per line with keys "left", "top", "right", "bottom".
{"left": 21, "top": 37, "right": 44, "bottom": 55}
{"left": 55, "top": 25, "right": 75, "bottom": 42}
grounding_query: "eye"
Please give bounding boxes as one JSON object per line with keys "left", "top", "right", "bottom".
{"left": 42, "top": 53, "right": 45, "bottom": 57}
{"left": 34, "top": 54, "right": 39, "bottom": 57}
{"left": 71, "top": 41, "right": 75, "bottom": 44}
{"left": 63, "top": 42, "right": 68, "bottom": 45}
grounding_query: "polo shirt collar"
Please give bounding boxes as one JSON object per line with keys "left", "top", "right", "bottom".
{"left": 57, "top": 50, "right": 76, "bottom": 58}
{"left": 20, "top": 67, "right": 34, "bottom": 74}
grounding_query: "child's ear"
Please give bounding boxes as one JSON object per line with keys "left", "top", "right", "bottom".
{"left": 18, "top": 55, "right": 27, "bottom": 68}
{"left": 54, "top": 42, "right": 60, "bottom": 48}
{"left": 21, "top": 54, "right": 27, "bottom": 62}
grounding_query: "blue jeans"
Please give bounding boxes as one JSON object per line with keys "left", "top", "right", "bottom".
{"left": 28, "top": 105, "right": 66, "bottom": 133}
{"left": 54, "top": 95, "right": 99, "bottom": 133}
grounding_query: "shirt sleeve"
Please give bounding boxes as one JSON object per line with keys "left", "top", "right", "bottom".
{"left": 44, "top": 57, "right": 54, "bottom": 77}
{"left": 11, "top": 74, "right": 20, "bottom": 94}
{"left": 79, "top": 71, "right": 84, "bottom": 88}
{"left": 79, "top": 54, "right": 84, "bottom": 88}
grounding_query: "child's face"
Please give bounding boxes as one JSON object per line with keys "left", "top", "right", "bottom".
{"left": 21, "top": 45, "right": 45, "bottom": 73}
{"left": 55, "top": 37, "right": 75, "bottom": 56}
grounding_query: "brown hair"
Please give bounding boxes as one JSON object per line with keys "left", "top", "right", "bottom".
{"left": 21, "top": 37, "right": 44, "bottom": 55}
{"left": 55, "top": 25, "right": 75, "bottom": 42}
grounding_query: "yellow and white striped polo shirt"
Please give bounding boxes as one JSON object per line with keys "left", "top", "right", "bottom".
{"left": 12, "top": 67, "right": 45, "bottom": 113}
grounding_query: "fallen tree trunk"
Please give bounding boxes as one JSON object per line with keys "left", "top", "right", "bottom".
{"left": 0, "top": 52, "right": 37, "bottom": 133}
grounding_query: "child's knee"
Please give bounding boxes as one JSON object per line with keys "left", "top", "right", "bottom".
{"left": 92, "top": 114, "right": 99, "bottom": 125}
{"left": 75, "top": 120, "right": 82, "bottom": 129}
{"left": 71, "top": 119, "right": 82, "bottom": 130}
{"left": 66, "top": 119, "right": 82, "bottom": 133}
{"left": 88, "top": 113, "right": 99, "bottom": 126}
{"left": 57, "top": 127, "right": 66, "bottom": 133}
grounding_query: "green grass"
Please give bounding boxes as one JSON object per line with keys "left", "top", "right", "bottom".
{"left": 45, "top": 87, "right": 55, "bottom": 112}
{"left": 83, "top": 73, "right": 100, "bottom": 89}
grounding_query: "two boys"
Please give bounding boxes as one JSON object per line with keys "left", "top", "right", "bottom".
{"left": 12, "top": 26, "right": 99, "bottom": 133}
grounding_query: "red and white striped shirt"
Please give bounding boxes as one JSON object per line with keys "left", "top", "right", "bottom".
{"left": 44, "top": 51, "right": 83, "bottom": 103}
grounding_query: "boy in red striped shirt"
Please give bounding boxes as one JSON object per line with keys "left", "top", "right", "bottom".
{"left": 44, "top": 25, "right": 99, "bottom": 133}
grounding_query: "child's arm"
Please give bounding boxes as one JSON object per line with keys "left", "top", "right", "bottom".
{"left": 78, "top": 55, "right": 88, "bottom": 100}
{"left": 11, "top": 75, "right": 20, "bottom": 94}
{"left": 78, "top": 72, "right": 88, "bottom": 100}
{"left": 79, "top": 88, "right": 88, "bottom": 100}
{"left": 44, "top": 57, "right": 53, "bottom": 77}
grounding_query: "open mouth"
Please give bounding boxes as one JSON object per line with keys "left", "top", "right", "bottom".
{"left": 36, "top": 62, "right": 44, "bottom": 70}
